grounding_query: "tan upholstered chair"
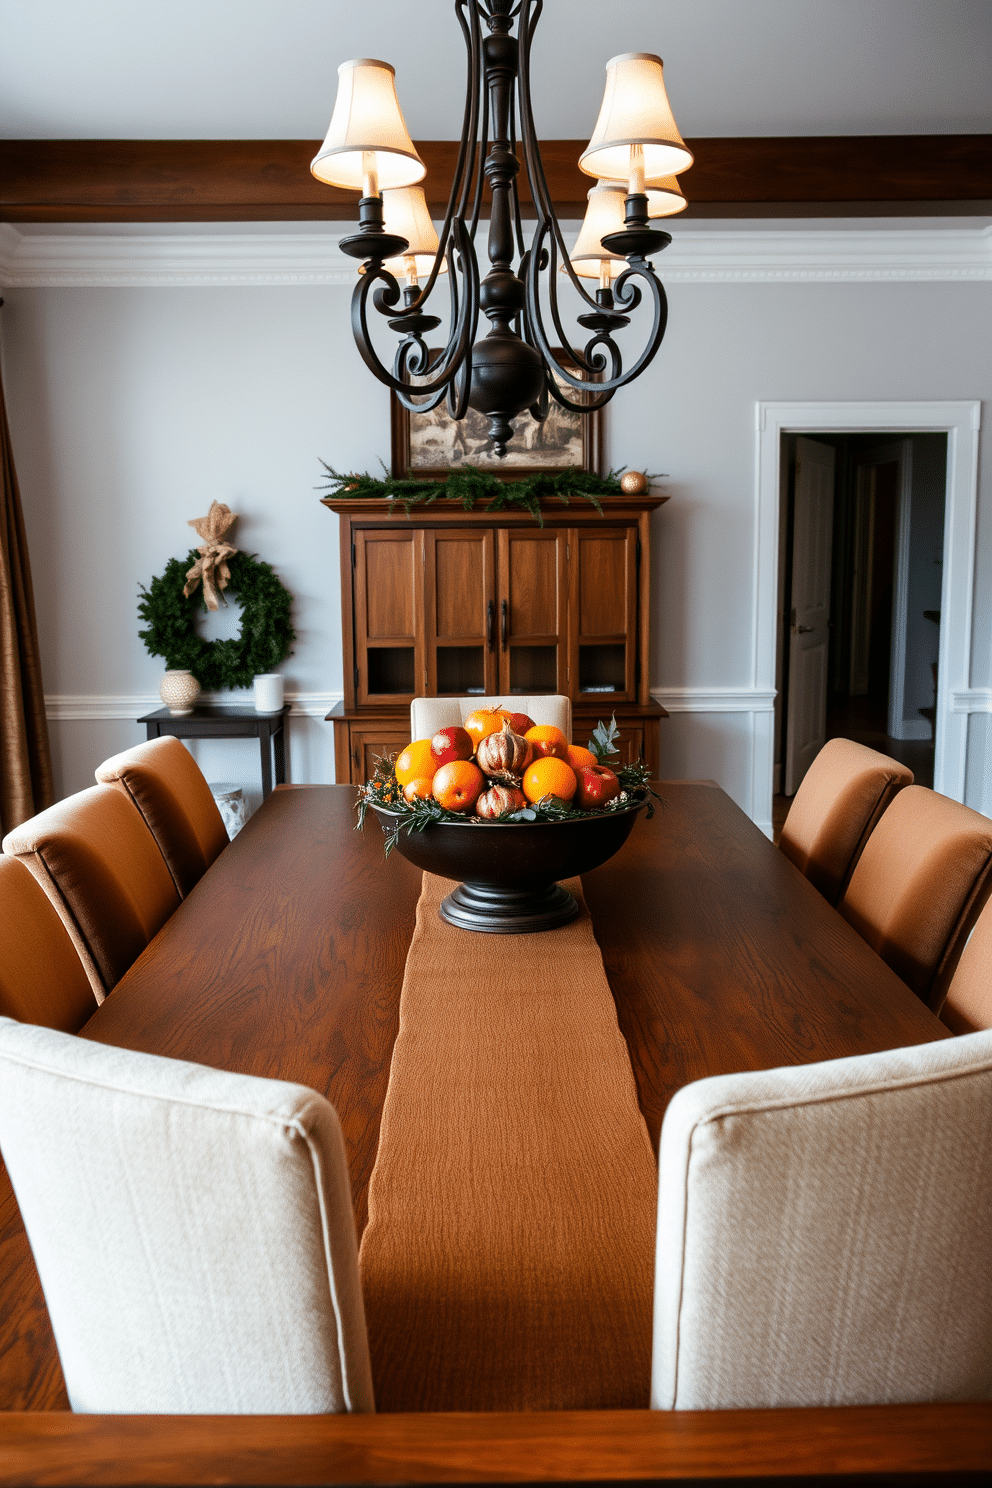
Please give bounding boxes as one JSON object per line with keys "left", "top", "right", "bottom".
{"left": 95, "top": 735, "right": 229, "bottom": 898}
{"left": 940, "top": 899, "right": 992, "bottom": 1034}
{"left": 839, "top": 785, "right": 992, "bottom": 1009}
{"left": 651, "top": 1030, "right": 992, "bottom": 1410}
{"left": 0, "top": 857, "right": 96, "bottom": 1031}
{"left": 410, "top": 694, "right": 572, "bottom": 742}
{"left": 779, "top": 738, "right": 913, "bottom": 904}
{"left": 0, "top": 1018, "right": 374, "bottom": 1414}
{"left": 2, "top": 785, "right": 181, "bottom": 1004}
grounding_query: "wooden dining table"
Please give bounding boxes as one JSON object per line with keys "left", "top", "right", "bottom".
{"left": 0, "top": 782, "right": 988, "bottom": 1483}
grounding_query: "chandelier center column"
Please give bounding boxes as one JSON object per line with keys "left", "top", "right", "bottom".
{"left": 467, "top": 12, "right": 545, "bottom": 456}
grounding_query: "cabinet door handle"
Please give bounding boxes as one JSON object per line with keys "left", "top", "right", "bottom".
{"left": 500, "top": 599, "right": 508, "bottom": 650}
{"left": 486, "top": 599, "right": 495, "bottom": 652}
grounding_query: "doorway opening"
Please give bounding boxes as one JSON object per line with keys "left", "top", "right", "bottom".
{"left": 774, "top": 430, "right": 948, "bottom": 836}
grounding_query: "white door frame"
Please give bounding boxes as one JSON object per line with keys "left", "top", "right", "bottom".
{"left": 754, "top": 401, "right": 981, "bottom": 835}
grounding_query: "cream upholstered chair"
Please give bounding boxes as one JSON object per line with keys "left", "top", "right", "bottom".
{"left": 779, "top": 738, "right": 913, "bottom": 904}
{"left": 0, "top": 857, "right": 96, "bottom": 1031}
{"left": 0, "top": 1018, "right": 375, "bottom": 1414}
{"left": 940, "top": 899, "right": 992, "bottom": 1034}
{"left": 409, "top": 694, "right": 572, "bottom": 742}
{"left": 651, "top": 1030, "right": 992, "bottom": 1410}
{"left": 95, "top": 735, "right": 229, "bottom": 898}
{"left": 839, "top": 785, "right": 992, "bottom": 1010}
{"left": 2, "top": 785, "right": 181, "bottom": 1004}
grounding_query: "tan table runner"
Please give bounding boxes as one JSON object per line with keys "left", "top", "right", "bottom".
{"left": 359, "top": 873, "right": 658, "bottom": 1412}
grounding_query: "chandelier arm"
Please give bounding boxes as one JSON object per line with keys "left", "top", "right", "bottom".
{"left": 508, "top": 85, "right": 527, "bottom": 262}
{"left": 539, "top": 228, "right": 600, "bottom": 378}
{"left": 544, "top": 374, "right": 616, "bottom": 415}
{"left": 405, "top": 0, "right": 481, "bottom": 314}
{"left": 467, "top": 31, "right": 490, "bottom": 243}
{"left": 391, "top": 340, "right": 451, "bottom": 414}
{"left": 515, "top": 0, "right": 603, "bottom": 316}
{"left": 352, "top": 246, "right": 475, "bottom": 397}
{"left": 446, "top": 221, "right": 481, "bottom": 419}
{"left": 523, "top": 220, "right": 599, "bottom": 384}
{"left": 456, "top": 1, "right": 485, "bottom": 220}
{"left": 524, "top": 230, "right": 670, "bottom": 395}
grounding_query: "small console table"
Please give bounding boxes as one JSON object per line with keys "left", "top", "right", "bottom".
{"left": 138, "top": 705, "right": 288, "bottom": 799}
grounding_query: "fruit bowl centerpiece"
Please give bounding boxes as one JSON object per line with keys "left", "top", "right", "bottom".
{"left": 358, "top": 712, "right": 657, "bottom": 934}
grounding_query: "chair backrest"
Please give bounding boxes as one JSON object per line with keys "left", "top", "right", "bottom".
{"left": 0, "top": 1018, "right": 375, "bottom": 1414}
{"left": 651, "top": 1030, "right": 992, "bottom": 1411}
{"left": 941, "top": 898, "right": 992, "bottom": 1034}
{"left": 779, "top": 738, "right": 913, "bottom": 904}
{"left": 0, "top": 857, "right": 96, "bottom": 1031}
{"left": 409, "top": 694, "right": 572, "bottom": 742}
{"left": 95, "top": 735, "right": 229, "bottom": 898}
{"left": 2, "top": 785, "right": 181, "bottom": 1003}
{"left": 839, "top": 785, "right": 992, "bottom": 1008}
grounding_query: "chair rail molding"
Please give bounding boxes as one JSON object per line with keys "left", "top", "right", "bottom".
{"left": 2, "top": 221, "right": 990, "bottom": 289}
{"left": 44, "top": 691, "right": 343, "bottom": 721}
{"left": 755, "top": 401, "right": 982, "bottom": 833}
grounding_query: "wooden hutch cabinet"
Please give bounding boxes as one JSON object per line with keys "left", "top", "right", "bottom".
{"left": 323, "top": 494, "right": 667, "bottom": 783}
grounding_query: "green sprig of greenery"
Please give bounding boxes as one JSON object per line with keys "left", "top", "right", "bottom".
{"left": 317, "top": 461, "right": 628, "bottom": 528}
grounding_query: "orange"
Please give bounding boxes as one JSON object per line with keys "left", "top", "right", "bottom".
{"left": 433, "top": 760, "right": 485, "bottom": 813}
{"left": 464, "top": 708, "right": 504, "bottom": 749}
{"left": 524, "top": 724, "right": 569, "bottom": 762}
{"left": 567, "top": 743, "right": 597, "bottom": 771}
{"left": 403, "top": 777, "right": 435, "bottom": 803}
{"left": 522, "top": 756, "right": 577, "bottom": 805}
{"left": 395, "top": 738, "right": 438, "bottom": 787}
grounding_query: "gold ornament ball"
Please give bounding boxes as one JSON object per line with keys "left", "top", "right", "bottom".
{"left": 620, "top": 470, "right": 648, "bottom": 495}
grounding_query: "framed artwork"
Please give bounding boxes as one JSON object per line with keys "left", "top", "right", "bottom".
{"left": 390, "top": 351, "right": 603, "bottom": 479}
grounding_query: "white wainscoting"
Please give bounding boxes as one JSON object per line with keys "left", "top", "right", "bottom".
{"left": 653, "top": 688, "right": 777, "bottom": 838}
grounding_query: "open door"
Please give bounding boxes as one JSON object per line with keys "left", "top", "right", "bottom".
{"left": 784, "top": 437, "right": 835, "bottom": 795}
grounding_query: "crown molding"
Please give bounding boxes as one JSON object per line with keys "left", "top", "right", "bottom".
{"left": 3, "top": 221, "right": 989, "bottom": 288}
{"left": 652, "top": 688, "right": 777, "bottom": 713}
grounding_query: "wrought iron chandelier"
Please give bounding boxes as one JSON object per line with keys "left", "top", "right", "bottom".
{"left": 310, "top": 0, "right": 693, "bottom": 458}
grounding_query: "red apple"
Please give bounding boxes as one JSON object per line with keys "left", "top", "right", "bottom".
{"left": 575, "top": 764, "right": 621, "bottom": 811}
{"left": 503, "top": 710, "right": 535, "bottom": 736}
{"left": 431, "top": 725, "right": 474, "bottom": 766}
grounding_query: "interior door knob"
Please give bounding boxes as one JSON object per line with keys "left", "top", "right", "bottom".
{"left": 797, "top": 624, "right": 815, "bottom": 633}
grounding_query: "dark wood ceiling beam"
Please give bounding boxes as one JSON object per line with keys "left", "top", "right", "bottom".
{"left": 1, "top": 136, "right": 989, "bottom": 223}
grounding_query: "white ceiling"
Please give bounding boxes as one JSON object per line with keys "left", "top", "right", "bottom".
{"left": 2, "top": 0, "right": 990, "bottom": 142}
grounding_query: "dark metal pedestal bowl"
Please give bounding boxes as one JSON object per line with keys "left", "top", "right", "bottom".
{"left": 371, "top": 795, "right": 648, "bottom": 933}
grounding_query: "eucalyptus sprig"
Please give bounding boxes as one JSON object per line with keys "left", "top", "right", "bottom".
{"left": 318, "top": 461, "right": 626, "bottom": 528}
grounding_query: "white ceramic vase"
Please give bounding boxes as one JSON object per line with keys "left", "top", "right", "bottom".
{"left": 160, "top": 670, "right": 201, "bottom": 715}
{"left": 253, "top": 673, "right": 284, "bottom": 713}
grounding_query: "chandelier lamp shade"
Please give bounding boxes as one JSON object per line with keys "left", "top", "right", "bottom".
{"left": 310, "top": 1, "right": 693, "bottom": 458}
{"left": 566, "top": 180, "right": 686, "bottom": 288}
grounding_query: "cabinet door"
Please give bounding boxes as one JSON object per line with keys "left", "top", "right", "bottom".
{"left": 568, "top": 526, "right": 638, "bottom": 703}
{"left": 496, "top": 529, "right": 568, "bottom": 697}
{"left": 353, "top": 529, "right": 426, "bottom": 705}
{"left": 424, "top": 528, "right": 497, "bottom": 698}
{"left": 347, "top": 724, "right": 413, "bottom": 786}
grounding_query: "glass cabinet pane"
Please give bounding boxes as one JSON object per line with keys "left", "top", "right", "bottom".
{"left": 509, "top": 646, "right": 558, "bottom": 693}
{"left": 578, "top": 644, "right": 626, "bottom": 694}
{"left": 437, "top": 646, "right": 485, "bottom": 694}
{"left": 367, "top": 647, "right": 415, "bottom": 695}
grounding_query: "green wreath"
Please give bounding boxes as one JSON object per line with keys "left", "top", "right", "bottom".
{"left": 138, "top": 549, "right": 295, "bottom": 691}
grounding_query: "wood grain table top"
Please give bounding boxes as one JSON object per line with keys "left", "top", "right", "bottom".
{"left": 0, "top": 782, "right": 961, "bottom": 1481}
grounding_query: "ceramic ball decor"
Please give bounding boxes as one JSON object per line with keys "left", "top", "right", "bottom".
{"left": 620, "top": 470, "right": 649, "bottom": 495}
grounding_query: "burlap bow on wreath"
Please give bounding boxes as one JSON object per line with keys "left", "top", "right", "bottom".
{"left": 183, "top": 501, "right": 238, "bottom": 611}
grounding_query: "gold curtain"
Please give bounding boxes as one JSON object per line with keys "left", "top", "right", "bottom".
{"left": 0, "top": 331, "right": 54, "bottom": 832}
